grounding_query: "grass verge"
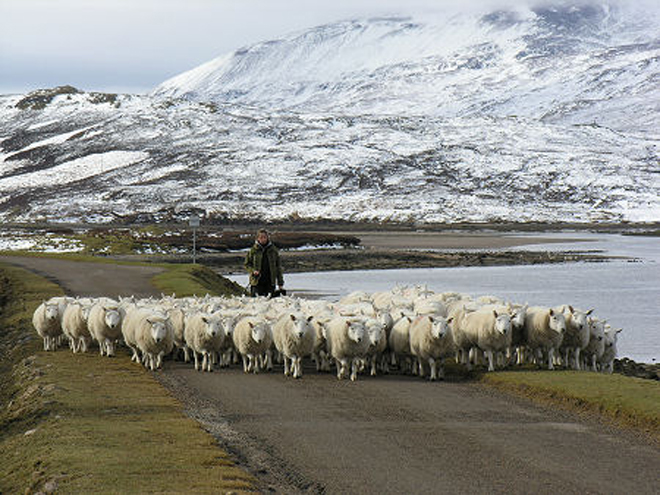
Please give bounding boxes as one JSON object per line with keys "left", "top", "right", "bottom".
{"left": 0, "top": 263, "right": 256, "bottom": 494}
{"left": 152, "top": 263, "right": 246, "bottom": 298}
{"left": 481, "top": 370, "right": 660, "bottom": 443}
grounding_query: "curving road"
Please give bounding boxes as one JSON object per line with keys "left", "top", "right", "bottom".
{"left": 3, "top": 255, "right": 658, "bottom": 494}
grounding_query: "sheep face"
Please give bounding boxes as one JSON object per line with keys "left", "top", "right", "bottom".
{"left": 347, "top": 321, "right": 365, "bottom": 344}
{"left": 548, "top": 309, "right": 566, "bottom": 335}
{"left": 202, "top": 316, "right": 221, "bottom": 337}
{"left": 571, "top": 309, "right": 591, "bottom": 332}
{"left": 589, "top": 318, "right": 606, "bottom": 341}
{"left": 366, "top": 323, "right": 385, "bottom": 349}
{"left": 250, "top": 322, "right": 267, "bottom": 344}
{"left": 104, "top": 309, "right": 121, "bottom": 329}
{"left": 494, "top": 312, "right": 512, "bottom": 336}
{"left": 44, "top": 304, "right": 59, "bottom": 321}
{"left": 148, "top": 319, "right": 169, "bottom": 344}
{"left": 290, "top": 314, "right": 313, "bottom": 339}
{"left": 430, "top": 317, "right": 450, "bottom": 339}
{"left": 510, "top": 306, "right": 527, "bottom": 330}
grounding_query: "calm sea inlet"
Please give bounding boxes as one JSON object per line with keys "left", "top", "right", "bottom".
{"left": 228, "top": 233, "right": 659, "bottom": 364}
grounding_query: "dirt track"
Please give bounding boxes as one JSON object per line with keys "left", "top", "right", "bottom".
{"left": 2, "top": 254, "right": 659, "bottom": 494}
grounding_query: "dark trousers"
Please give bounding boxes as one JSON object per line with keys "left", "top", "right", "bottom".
{"left": 250, "top": 284, "right": 275, "bottom": 298}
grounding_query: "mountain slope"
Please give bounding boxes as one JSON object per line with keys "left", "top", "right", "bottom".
{"left": 0, "top": 2, "right": 658, "bottom": 225}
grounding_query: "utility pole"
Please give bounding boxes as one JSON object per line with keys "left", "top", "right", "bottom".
{"left": 189, "top": 215, "right": 200, "bottom": 263}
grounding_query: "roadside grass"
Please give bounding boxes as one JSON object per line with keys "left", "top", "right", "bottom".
{"left": 481, "top": 370, "right": 660, "bottom": 442}
{"left": 0, "top": 263, "right": 255, "bottom": 494}
{"left": 152, "top": 263, "right": 246, "bottom": 298}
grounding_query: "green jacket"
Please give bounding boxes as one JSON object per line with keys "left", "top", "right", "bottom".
{"left": 244, "top": 242, "right": 284, "bottom": 287}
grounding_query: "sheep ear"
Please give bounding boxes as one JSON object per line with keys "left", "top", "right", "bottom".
{"left": 429, "top": 316, "right": 434, "bottom": 322}
{"left": 586, "top": 309, "right": 594, "bottom": 315}
{"left": 307, "top": 315, "right": 314, "bottom": 322}
{"left": 447, "top": 317, "right": 454, "bottom": 325}
{"left": 201, "top": 316, "right": 209, "bottom": 324}
{"left": 248, "top": 322, "right": 254, "bottom": 329}
{"left": 549, "top": 309, "right": 555, "bottom": 316}
{"left": 290, "top": 314, "right": 297, "bottom": 321}
{"left": 493, "top": 310, "right": 498, "bottom": 318}
{"left": 615, "top": 328, "right": 623, "bottom": 334}
{"left": 345, "top": 321, "right": 350, "bottom": 329}
{"left": 405, "top": 316, "right": 412, "bottom": 323}
{"left": 568, "top": 305, "right": 575, "bottom": 314}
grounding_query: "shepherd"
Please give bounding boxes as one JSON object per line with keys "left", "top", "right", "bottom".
{"left": 245, "top": 229, "right": 285, "bottom": 298}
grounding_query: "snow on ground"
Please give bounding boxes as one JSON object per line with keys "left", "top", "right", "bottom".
{"left": 0, "top": 151, "right": 148, "bottom": 191}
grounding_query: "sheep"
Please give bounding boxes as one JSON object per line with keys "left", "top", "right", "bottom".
{"left": 449, "top": 305, "right": 479, "bottom": 369}
{"left": 388, "top": 314, "right": 414, "bottom": 372}
{"left": 232, "top": 316, "right": 273, "bottom": 374}
{"left": 363, "top": 318, "right": 388, "bottom": 376}
{"left": 557, "top": 306, "right": 592, "bottom": 370}
{"left": 61, "top": 302, "right": 92, "bottom": 353}
{"left": 272, "top": 312, "right": 316, "bottom": 378}
{"left": 167, "top": 306, "right": 188, "bottom": 361}
{"left": 122, "top": 307, "right": 174, "bottom": 371}
{"left": 323, "top": 316, "right": 368, "bottom": 381}
{"left": 582, "top": 317, "right": 606, "bottom": 372}
{"left": 32, "top": 300, "right": 64, "bottom": 351}
{"left": 409, "top": 315, "right": 455, "bottom": 380}
{"left": 459, "top": 309, "right": 512, "bottom": 371}
{"left": 523, "top": 307, "right": 566, "bottom": 370}
{"left": 599, "top": 326, "right": 622, "bottom": 374}
{"left": 87, "top": 302, "right": 123, "bottom": 357}
{"left": 184, "top": 312, "right": 225, "bottom": 372}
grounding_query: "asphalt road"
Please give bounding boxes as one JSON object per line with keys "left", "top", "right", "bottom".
{"left": 3, "top": 254, "right": 658, "bottom": 494}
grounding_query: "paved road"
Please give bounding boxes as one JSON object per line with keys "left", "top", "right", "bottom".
{"left": 4, "top": 255, "right": 658, "bottom": 494}
{"left": 0, "top": 255, "right": 163, "bottom": 298}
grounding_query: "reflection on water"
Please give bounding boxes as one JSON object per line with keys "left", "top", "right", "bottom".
{"left": 229, "top": 234, "right": 659, "bottom": 363}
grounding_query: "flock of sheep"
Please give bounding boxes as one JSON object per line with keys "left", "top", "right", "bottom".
{"left": 32, "top": 285, "right": 622, "bottom": 380}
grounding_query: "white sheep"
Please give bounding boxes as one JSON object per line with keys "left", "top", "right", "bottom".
{"left": 88, "top": 302, "right": 123, "bottom": 357}
{"left": 409, "top": 315, "right": 455, "bottom": 380}
{"left": 122, "top": 307, "right": 174, "bottom": 370}
{"left": 557, "top": 306, "right": 592, "bottom": 370}
{"left": 323, "top": 316, "right": 368, "bottom": 381}
{"left": 582, "top": 317, "right": 606, "bottom": 371}
{"left": 363, "top": 318, "right": 388, "bottom": 376}
{"left": 61, "top": 302, "right": 92, "bottom": 353}
{"left": 272, "top": 312, "right": 316, "bottom": 378}
{"left": 523, "top": 307, "right": 566, "bottom": 370}
{"left": 460, "top": 309, "right": 512, "bottom": 371}
{"left": 32, "top": 300, "right": 63, "bottom": 351}
{"left": 388, "top": 314, "right": 414, "bottom": 372}
{"left": 232, "top": 316, "right": 273, "bottom": 374}
{"left": 184, "top": 312, "right": 225, "bottom": 372}
{"left": 599, "top": 326, "right": 622, "bottom": 374}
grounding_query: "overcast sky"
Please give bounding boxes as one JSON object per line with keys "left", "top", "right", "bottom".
{"left": 0, "top": 0, "right": 655, "bottom": 95}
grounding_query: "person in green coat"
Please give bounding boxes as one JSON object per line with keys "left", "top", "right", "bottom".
{"left": 244, "top": 229, "right": 284, "bottom": 297}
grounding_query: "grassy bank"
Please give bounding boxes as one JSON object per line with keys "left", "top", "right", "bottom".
{"left": 0, "top": 263, "right": 255, "bottom": 494}
{"left": 481, "top": 370, "right": 660, "bottom": 443}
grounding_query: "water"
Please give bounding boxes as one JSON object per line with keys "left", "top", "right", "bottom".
{"left": 228, "top": 233, "right": 660, "bottom": 363}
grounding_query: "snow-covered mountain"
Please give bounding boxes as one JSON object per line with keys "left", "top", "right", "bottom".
{"left": 0, "top": 2, "right": 658, "bottom": 225}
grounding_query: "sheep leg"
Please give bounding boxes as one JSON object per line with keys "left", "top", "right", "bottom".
{"left": 547, "top": 348, "right": 555, "bottom": 370}
{"left": 350, "top": 359, "right": 359, "bottom": 382}
{"left": 370, "top": 355, "right": 378, "bottom": 376}
{"left": 194, "top": 352, "right": 200, "bottom": 371}
{"left": 486, "top": 350, "right": 495, "bottom": 372}
{"left": 202, "top": 353, "right": 208, "bottom": 372}
{"left": 429, "top": 358, "right": 437, "bottom": 381}
{"left": 283, "top": 356, "right": 291, "bottom": 376}
{"left": 294, "top": 356, "right": 302, "bottom": 379}
{"left": 241, "top": 355, "right": 249, "bottom": 373}
{"left": 574, "top": 348, "right": 581, "bottom": 371}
